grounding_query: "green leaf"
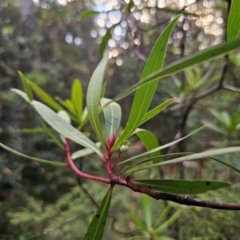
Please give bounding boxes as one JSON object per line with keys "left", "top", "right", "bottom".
{"left": 227, "top": 0, "right": 240, "bottom": 41}
{"left": 113, "top": 38, "right": 240, "bottom": 102}
{"left": 86, "top": 51, "right": 108, "bottom": 143}
{"left": 129, "top": 146, "right": 240, "bottom": 175}
{"left": 0, "top": 143, "right": 65, "bottom": 166}
{"left": 210, "top": 157, "right": 240, "bottom": 175}
{"left": 40, "top": 118, "right": 64, "bottom": 149}
{"left": 31, "top": 100, "right": 104, "bottom": 157}
{"left": 18, "top": 71, "right": 33, "bottom": 101}
{"left": 11, "top": 88, "right": 30, "bottom": 102}
{"left": 153, "top": 209, "right": 182, "bottom": 234}
{"left": 28, "top": 80, "right": 63, "bottom": 111}
{"left": 119, "top": 125, "right": 208, "bottom": 166}
{"left": 71, "top": 142, "right": 101, "bottom": 159}
{"left": 132, "top": 179, "right": 231, "bottom": 194}
{"left": 71, "top": 79, "right": 83, "bottom": 122}
{"left": 135, "top": 129, "right": 161, "bottom": 164}
{"left": 143, "top": 195, "right": 152, "bottom": 230}
{"left": 101, "top": 98, "right": 121, "bottom": 139}
{"left": 100, "top": 29, "right": 112, "bottom": 59}
{"left": 65, "top": 99, "right": 75, "bottom": 114}
{"left": 83, "top": 187, "right": 112, "bottom": 240}
{"left": 140, "top": 98, "right": 176, "bottom": 125}
{"left": 120, "top": 152, "right": 192, "bottom": 175}
{"left": 80, "top": 10, "right": 99, "bottom": 23}
{"left": 112, "top": 15, "right": 180, "bottom": 151}
{"left": 131, "top": 212, "right": 148, "bottom": 233}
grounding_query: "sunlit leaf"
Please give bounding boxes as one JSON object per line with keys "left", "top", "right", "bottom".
{"left": 87, "top": 51, "right": 108, "bottom": 142}
{"left": 140, "top": 98, "right": 176, "bottom": 125}
{"left": 72, "top": 142, "right": 101, "bottom": 159}
{"left": 71, "top": 79, "right": 83, "bottom": 122}
{"left": 132, "top": 179, "right": 231, "bottom": 194}
{"left": 18, "top": 71, "right": 33, "bottom": 101}
{"left": 31, "top": 100, "right": 104, "bottom": 157}
{"left": 112, "top": 15, "right": 180, "bottom": 150}
{"left": 113, "top": 38, "right": 240, "bottom": 102}
{"left": 0, "top": 143, "right": 65, "bottom": 166}
{"left": 28, "top": 80, "right": 63, "bottom": 111}
{"left": 101, "top": 98, "right": 121, "bottom": 139}
{"left": 83, "top": 187, "right": 112, "bottom": 240}
{"left": 227, "top": 0, "right": 240, "bottom": 41}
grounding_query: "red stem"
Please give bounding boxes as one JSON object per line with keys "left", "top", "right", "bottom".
{"left": 65, "top": 138, "right": 110, "bottom": 184}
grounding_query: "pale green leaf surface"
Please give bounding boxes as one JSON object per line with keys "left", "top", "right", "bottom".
{"left": 227, "top": 0, "right": 240, "bottom": 41}
{"left": 112, "top": 15, "right": 180, "bottom": 150}
{"left": 132, "top": 179, "right": 231, "bottom": 194}
{"left": 0, "top": 143, "right": 65, "bottom": 166}
{"left": 83, "top": 187, "right": 112, "bottom": 240}
{"left": 87, "top": 52, "right": 108, "bottom": 142}
{"left": 11, "top": 88, "right": 30, "bottom": 102}
{"left": 31, "top": 100, "right": 103, "bottom": 157}
{"left": 101, "top": 98, "right": 121, "bottom": 139}
{"left": 113, "top": 38, "right": 240, "bottom": 102}
{"left": 71, "top": 79, "right": 83, "bottom": 122}
{"left": 140, "top": 98, "right": 176, "bottom": 125}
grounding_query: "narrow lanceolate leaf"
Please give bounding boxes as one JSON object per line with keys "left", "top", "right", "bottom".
{"left": 135, "top": 129, "right": 161, "bottom": 162}
{"left": 18, "top": 72, "right": 33, "bottom": 101}
{"left": 31, "top": 100, "right": 103, "bottom": 158}
{"left": 72, "top": 142, "right": 101, "bottom": 159}
{"left": 227, "top": 0, "right": 240, "bottom": 41}
{"left": 112, "top": 15, "right": 180, "bottom": 151}
{"left": 83, "top": 187, "right": 112, "bottom": 240}
{"left": 28, "top": 80, "right": 63, "bottom": 111}
{"left": 80, "top": 10, "right": 99, "bottom": 23}
{"left": 87, "top": 52, "right": 108, "bottom": 143}
{"left": 101, "top": 98, "right": 121, "bottom": 139}
{"left": 132, "top": 179, "right": 231, "bottom": 194}
{"left": 140, "top": 98, "right": 176, "bottom": 125}
{"left": 113, "top": 38, "right": 240, "bottom": 102}
{"left": 143, "top": 195, "right": 152, "bottom": 230}
{"left": 210, "top": 157, "right": 240, "bottom": 175}
{"left": 120, "top": 153, "right": 192, "bottom": 175}
{"left": 128, "top": 146, "right": 240, "bottom": 175}
{"left": 0, "top": 143, "right": 65, "bottom": 166}
{"left": 11, "top": 88, "right": 30, "bottom": 102}
{"left": 71, "top": 79, "right": 83, "bottom": 122}
{"left": 119, "top": 125, "right": 208, "bottom": 166}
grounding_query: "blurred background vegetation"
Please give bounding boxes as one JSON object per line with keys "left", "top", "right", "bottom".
{"left": 1, "top": 0, "right": 240, "bottom": 239}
